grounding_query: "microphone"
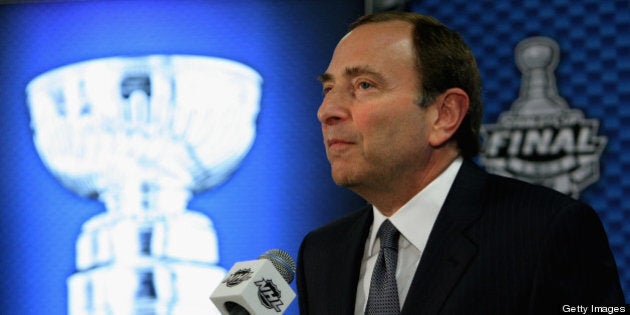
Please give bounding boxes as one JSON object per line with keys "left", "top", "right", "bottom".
{"left": 210, "top": 249, "right": 296, "bottom": 314}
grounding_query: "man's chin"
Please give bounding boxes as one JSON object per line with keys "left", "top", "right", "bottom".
{"left": 331, "top": 172, "right": 358, "bottom": 188}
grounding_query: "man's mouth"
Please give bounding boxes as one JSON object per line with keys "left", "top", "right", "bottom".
{"left": 327, "top": 138, "right": 354, "bottom": 149}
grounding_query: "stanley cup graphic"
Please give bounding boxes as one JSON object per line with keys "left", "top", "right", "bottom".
{"left": 511, "top": 36, "right": 567, "bottom": 115}
{"left": 26, "top": 55, "right": 262, "bottom": 314}
{"left": 481, "top": 37, "right": 606, "bottom": 198}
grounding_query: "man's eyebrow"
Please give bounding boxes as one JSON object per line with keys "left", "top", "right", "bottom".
{"left": 317, "top": 72, "right": 333, "bottom": 83}
{"left": 317, "top": 66, "right": 384, "bottom": 84}
{"left": 344, "top": 66, "right": 382, "bottom": 80}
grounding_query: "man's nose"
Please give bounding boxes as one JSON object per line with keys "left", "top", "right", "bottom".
{"left": 317, "top": 90, "right": 350, "bottom": 126}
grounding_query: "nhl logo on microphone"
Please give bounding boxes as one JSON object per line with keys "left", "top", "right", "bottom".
{"left": 223, "top": 268, "right": 254, "bottom": 287}
{"left": 255, "top": 278, "right": 284, "bottom": 312}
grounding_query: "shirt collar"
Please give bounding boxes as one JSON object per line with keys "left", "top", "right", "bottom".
{"left": 367, "top": 157, "right": 463, "bottom": 255}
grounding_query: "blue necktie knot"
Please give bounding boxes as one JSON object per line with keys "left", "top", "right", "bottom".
{"left": 378, "top": 219, "right": 400, "bottom": 250}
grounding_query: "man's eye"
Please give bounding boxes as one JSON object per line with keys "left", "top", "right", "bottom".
{"left": 322, "top": 86, "right": 332, "bottom": 95}
{"left": 358, "top": 81, "right": 372, "bottom": 90}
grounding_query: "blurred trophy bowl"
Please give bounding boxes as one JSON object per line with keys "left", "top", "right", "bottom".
{"left": 26, "top": 55, "right": 262, "bottom": 314}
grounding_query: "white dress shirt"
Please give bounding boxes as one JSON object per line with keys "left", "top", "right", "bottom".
{"left": 354, "top": 157, "right": 463, "bottom": 314}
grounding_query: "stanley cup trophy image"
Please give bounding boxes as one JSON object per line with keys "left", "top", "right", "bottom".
{"left": 481, "top": 37, "right": 606, "bottom": 198}
{"left": 26, "top": 55, "right": 262, "bottom": 314}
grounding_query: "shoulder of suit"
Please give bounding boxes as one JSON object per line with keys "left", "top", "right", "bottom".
{"left": 483, "top": 170, "right": 592, "bottom": 217}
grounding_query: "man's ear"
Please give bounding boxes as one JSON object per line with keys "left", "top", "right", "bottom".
{"left": 428, "top": 88, "right": 470, "bottom": 147}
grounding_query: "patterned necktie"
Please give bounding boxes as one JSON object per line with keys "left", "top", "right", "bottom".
{"left": 365, "top": 219, "right": 401, "bottom": 314}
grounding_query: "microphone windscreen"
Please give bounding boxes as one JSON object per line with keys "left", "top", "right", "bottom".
{"left": 258, "top": 249, "right": 296, "bottom": 284}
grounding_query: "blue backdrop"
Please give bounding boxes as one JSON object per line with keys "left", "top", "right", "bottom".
{"left": 0, "top": 0, "right": 627, "bottom": 314}
{"left": 0, "top": 1, "right": 366, "bottom": 314}
{"left": 414, "top": 0, "right": 629, "bottom": 303}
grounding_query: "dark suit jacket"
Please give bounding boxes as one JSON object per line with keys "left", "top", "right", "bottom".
{"left": 297, "top": 160, "right": 624, "bottom": 314}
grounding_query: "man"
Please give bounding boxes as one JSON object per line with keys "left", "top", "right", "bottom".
{"left": 297, "top": 11, "right": 624, "bottom": 314}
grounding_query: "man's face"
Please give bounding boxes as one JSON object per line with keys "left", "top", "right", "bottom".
{"left": 317, "top": 21, "right": 435, "bottom": 193}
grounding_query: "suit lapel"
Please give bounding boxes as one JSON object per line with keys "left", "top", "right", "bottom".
{"left": 327, "top": 207, "right": 373, "bottom": 314}
{"left": 402, "top": 160, "right": 486, "bottom": 314}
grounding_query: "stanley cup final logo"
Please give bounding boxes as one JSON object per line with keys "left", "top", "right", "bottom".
{"left": 26, "top": 55, "right": 262, "bottom": 314}
{"left": 481, "top": 37, "right": 606, "bottom": 198}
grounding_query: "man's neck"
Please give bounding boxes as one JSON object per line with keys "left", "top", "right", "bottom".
{"left": 358, "top": 151, "right": 460, "bottom": 217}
